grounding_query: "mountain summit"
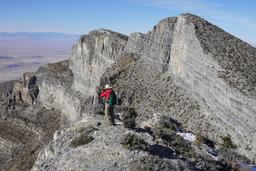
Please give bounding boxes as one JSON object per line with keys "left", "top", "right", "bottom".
{"left": 0, "top": 13, "right": 256, "bottom": 170}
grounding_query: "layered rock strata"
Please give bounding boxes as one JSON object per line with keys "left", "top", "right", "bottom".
{"left": 34, "top": 30, "right": 129, "bottom": 122}
{"left": 101, "top": 14, "right": 256, "bottom": 160}
{"left": 169, "top": 14, "right": 256, "bottom": 159}
{"left": 33, "top": 13, "right": 256, "bottom": 160}
{"left": 69, "top": 29, "right": 128, "bottom": 95}
{"left": 1, "top": 12, "right": 255, "bottom": 170}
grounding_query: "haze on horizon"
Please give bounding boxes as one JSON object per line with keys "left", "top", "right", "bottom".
{"left": 0, "top": 32, "right": 79, "bottom": 82}
{"left": 0, "top": 0, "right": 255, "bottom": 46}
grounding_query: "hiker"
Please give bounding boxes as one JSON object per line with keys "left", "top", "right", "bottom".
{"left": 100, "top": 84, "right": 116, "bottom": 126}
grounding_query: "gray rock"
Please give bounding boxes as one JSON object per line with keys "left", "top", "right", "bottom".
{"left": 0, "top": 100, "right": 61, "bottom": 171}
{"left": 1, "top": 12, "right": 256, "bottom": 170}
{"left": 32, "top": 116, "right": 149, "bottom": 171}
{"left": 100, "top": 13, "right": 256, "bottom": 161}
{"left": 69, "top": 29, "right": 128, "bottom": 96}
{"left": 12, "top": 72, "right": 39, "bottom": 104}
{"left": 169, "top": 13, "right": 256, "bottom": 159}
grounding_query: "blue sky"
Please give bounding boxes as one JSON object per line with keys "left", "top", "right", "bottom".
{"left": 0, "top": 0, "right": 255, "bottom": 45}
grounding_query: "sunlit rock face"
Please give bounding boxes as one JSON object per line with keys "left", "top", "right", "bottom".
{"left": 34, "top": 29, "right": 129, "bottom": 122}
{"left": 69, "top": 29, "right": 128, "bottom": 95}
{"left": 101, "top": 14, "right": 256, "bottom": 160}
{"left": 168, "top": 14, "right": 256, "bottom": 159}
{"left": 21, "top": 13, "right": 256, "bottom": 162}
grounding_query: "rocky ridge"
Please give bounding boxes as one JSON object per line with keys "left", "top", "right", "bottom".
{"left": 0, "top": 13, "right": 256, "bottom": 170}
{"left": 102, "top": 13, "right": 256, "bottom": 160}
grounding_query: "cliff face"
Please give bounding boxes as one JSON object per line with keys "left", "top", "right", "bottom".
{"left": 69, "top": 29, "right": 128, "bottom": 95}
{"left": 34, "top": 30, "right": 128, "bottom": 122}
{"left": 101, "top": 13, "right": 256, "bottom": 160}
{"left": 169, "top": 14, "right": 256, "bottom": 157}
{"left": 32, "top": 13, "right": 256, "bottom": 160}
{"left": 35, "top": 60, "right": 81, "bottom": 122}
{"left": 1, "top": 13, "right": 256, "bottom": 170}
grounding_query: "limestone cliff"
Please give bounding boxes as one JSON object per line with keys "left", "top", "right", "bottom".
{"left": 33, "top": 13, "right": 256, "bottom": 160}
{"left": 34, "top": 30, "right": 128, "bottom": 122}
{"left": 70, "top": 29, "right": 128, "bottom": 95}
{"left": 102, "top": 13, "right": 256, "bottom": 160}
{"left": 1, "top": 13, "right": 256, "bottom": 171}
{"left": 169, "top": 14, "right": 256, "bottom": 159}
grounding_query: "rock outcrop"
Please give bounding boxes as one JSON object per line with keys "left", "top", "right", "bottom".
{"left": 35, "top": 60, "right": 80, "bottom": 122}
{"left": 102, "top": 13, "right": 256, "bottom": 160}
{"left": 169, "top": 14, "right": 256, "bottom": 159}
{"left": 0, "top": 84, "right": 61, "bottom": 170}
{"left": 12, "top": 72, "right": 39, "bottom": 104}
{"left": 70, "top": 29, "right": 128, "bottom": 95}
{"left": 34, "top": 30, "right": 128, "bottom": 122}
{"left": 32, "top": 113, "right": 200, "bottom": 171}
{"left": 1, "top": 13, "right": 256, "bottom": 170}
{"left": 33, "top": 13, "right": 256, "bottom": 162}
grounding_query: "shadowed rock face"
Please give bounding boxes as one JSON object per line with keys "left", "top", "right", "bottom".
{"left": 35, "top": 60, "right": 80, "bottom": 122}
{"left": 12, "top": 72, "right": 39, "bottom": 104}
{"left": 0, "top": 90, "right": 61, "bottom": 171}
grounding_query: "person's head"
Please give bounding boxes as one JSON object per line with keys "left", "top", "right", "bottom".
{"left": 105, "top": 84, "right": 112, "bottom": 89}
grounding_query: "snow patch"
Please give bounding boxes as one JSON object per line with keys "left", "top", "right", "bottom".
{"left": 176, "top": 132, "right": 196, "bottom": 142}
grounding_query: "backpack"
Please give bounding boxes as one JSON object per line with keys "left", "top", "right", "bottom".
{"left": 109, "top": 90, "right": 117, "bottom": 106}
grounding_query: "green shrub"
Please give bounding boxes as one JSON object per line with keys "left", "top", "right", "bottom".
{"left": 156, "top": 115, "right": 180, "bottom": 132}
{"left": 153, "top": 126, "right": 195, "bottom": 158}
{"left": 129, "top": 155, "right": 194, "bottom": 171}
{"left": 70, "top": 134, "right": 94, "bottom": 148}
{"left": 122, "top": 107, "right": 137, "bottom": 129}
{"left": 70, "top": 126, "right": 96, "bottom": 148}
{"left": 195, "top": 133, "right": 204, "bottom": 146}
{"left": 221, "top": 135, "right": 237, "bottom": 149}
{"left": 121, "top": 133, "right": 150, "bottom": 151}
{"left": 195, "top": 133, "right": 215, "bottom": 148}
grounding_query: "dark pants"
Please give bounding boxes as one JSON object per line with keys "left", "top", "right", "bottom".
{"left": 105, "top": 103, "right": 115, "bottom": 125}
{"left": 98, "top": 95, "right": 102, "bottom": 105}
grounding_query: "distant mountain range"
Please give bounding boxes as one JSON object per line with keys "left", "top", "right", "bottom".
{"left": 0, "top": 32, "right": 80, "bottom": 40}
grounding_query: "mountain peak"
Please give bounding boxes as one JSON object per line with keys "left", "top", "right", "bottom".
{"left": 1, "top": 13, "right": 256, "bottom": 170}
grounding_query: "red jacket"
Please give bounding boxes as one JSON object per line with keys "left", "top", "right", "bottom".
{"left": 100, "top": 89, "right": 112, "bottom": 101}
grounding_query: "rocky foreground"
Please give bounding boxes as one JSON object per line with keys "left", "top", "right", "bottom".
{"left": 0, "top": 13, "right": 256, "bottom": 170}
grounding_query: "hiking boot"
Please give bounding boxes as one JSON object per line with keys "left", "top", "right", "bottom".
{"left": 115, "top": 121, "right": 123, "bottom": 125}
